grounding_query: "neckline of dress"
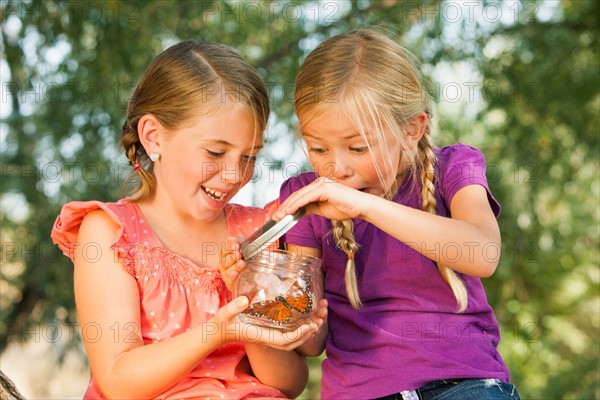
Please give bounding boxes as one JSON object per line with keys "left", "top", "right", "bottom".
{"left": 125, "top": 200, "right": 233, "bottom": 270}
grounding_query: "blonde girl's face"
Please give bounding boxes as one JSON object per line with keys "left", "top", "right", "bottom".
{"left": 153, "top": 105, "right": 262, "bottom": 221}
{"left": 300, "top": 110, "right": 403, "bottom": 198}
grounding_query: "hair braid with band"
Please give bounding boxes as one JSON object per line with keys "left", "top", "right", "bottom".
{"left": 121, "top": 119, "right": 155, "bottom": 200}
{"left": 418, "top": 133, "right": 468, "bottom": 312}
{"left": 331, "top": 219, "right": 362, "bottom": 309}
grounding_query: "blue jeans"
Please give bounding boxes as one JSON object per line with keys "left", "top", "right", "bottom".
{"left": 374, "top": 378, "right": 520, "bottom": 400}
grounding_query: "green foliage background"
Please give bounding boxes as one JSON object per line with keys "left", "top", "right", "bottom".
{"left": 1, "top": 1, "right": 598, "bottom": 398}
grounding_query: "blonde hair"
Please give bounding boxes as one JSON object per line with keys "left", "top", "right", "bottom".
{"left": 121, "top": 40, "right": 269, "bottom": 200}
{"left": 295, "top": 28, "right": 467, "bottom": 312}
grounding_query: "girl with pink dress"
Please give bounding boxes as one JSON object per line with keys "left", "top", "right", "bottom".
{"left": 51, "top": 40, "right": 321, "bottom": 399}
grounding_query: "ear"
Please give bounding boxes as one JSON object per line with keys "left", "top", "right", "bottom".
{"left": 138, "top": 114, "right": 163, "bottom": 156}
{"left": 405, "top": 112, "right": 428, "bottom": 149}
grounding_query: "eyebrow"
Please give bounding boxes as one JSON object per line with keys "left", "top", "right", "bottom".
{"left": 303, "top": 132, "right": 364, "bottom": 140}
{"left": 205, "top": 139, "right": 263, "bottom": 152}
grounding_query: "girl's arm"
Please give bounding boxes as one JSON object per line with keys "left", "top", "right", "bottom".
{"left": 229, "top": 310, "right": 325, "bottom": 398}
{"left": 245, "top": 344, "right": 308, "bottom": 398}
{"left": 243, "top": 244, "right": 328, "bottom": 397}
{"left": 274, "top": 178, "right": 501, "bottom": 278}
{"left": 75, "top": 210, "right": 226, "bottom": 398}
{"left": 295, "top": 311, "right": 328, "bottom": 357}
{"left": 75, "top": 210, "right": 321, "bottom": 398}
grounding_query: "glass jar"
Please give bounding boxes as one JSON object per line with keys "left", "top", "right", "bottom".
{"left": 233, "top": 249, "right": 322, "bottom": 332}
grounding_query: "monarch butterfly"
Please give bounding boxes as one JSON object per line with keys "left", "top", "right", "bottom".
{"left": 244, "top": 281, "right": 313, "bottom": 325}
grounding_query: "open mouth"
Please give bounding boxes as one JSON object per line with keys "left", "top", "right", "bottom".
{"left": 202, "top": 186, "right": 226, "bottom": 201}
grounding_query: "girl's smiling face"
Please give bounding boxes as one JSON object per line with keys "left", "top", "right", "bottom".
{"left": 300, "top": 110, "right": 403, "bottom": 198}
{"left": 150, "top": 104, "right": 262, "bottom": 221}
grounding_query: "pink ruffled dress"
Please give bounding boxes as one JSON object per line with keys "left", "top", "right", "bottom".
{"left": 51, "top": 199, "right": 285, "bottom": 399}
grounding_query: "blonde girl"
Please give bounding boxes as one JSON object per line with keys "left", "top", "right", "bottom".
{"left": 275, "top": 29, "right": 520, "bottom": 400}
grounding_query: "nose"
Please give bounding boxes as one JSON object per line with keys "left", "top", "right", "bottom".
{"left": 220, "top": 156, "right": 254, "bottom": 185}
{"left": 327, "top": 152, "right": 354, "bottom": 182}
{"left": 220, "top": 158, "right": 243, "bottom": 185}
{"left": 331, "top": 164, "right": 352, "bottom": 181}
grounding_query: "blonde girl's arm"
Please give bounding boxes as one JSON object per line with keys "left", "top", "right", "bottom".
{"left": 244, "top": 309, "right": 328, "bottom": 397}
{"left": 365, "top": 184, "right": 501, "bottom": 277}
{"left": 238, "top": 311, "right": 325, "bottom": 397}
{"left": 74, "top": 210, "right": 246, "bottom": 399}
{"left": 243, "top": 308, "right": 328, "bottom": 397}
{"left": 243, "top": 243, "right": 327, "bottom": 397}
{"left": 275, "top": 179, "right": 501, "bottom": 278}
{"left": 244, "top": 344, "right": 308, "bottom": 398}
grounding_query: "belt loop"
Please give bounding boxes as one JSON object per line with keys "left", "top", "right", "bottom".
{"left": 400, "top": 390, "right": 419, "bottom": 400}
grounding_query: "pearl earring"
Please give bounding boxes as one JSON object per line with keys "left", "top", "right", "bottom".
{"left": 149, "top": 152, "right": 160, "bottom": 162}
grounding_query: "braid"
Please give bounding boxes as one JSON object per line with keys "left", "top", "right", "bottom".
{"left": 419, "top": 134, "right": 468, "bottom": 312}
{"left": 332, "top": 219, "right": 362, "bottom": 309}
{"left": 121, "top": 119, "right": 156, "bottom": 201}
{"left": 419, "top": 135, "right": 437, "bottom": 215}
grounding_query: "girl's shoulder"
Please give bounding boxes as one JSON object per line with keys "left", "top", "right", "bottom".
{"left": 280, "top": 172, "right": 318, "bottom": 199}
{"left": 51, "top": 199, "right": 138, "bottom": 260}
{"left": 436, "top": 143, "right": 488, "bottom": 167}
{"left": 435, "top": 143, "right": 500, "bottom": 216}
{"left": 225, "top": 202, "right": 276, "bottom": 239}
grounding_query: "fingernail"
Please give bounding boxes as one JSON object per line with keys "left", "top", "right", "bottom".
{"left": 237, "top": 296, "right": 248, "bottom": 307}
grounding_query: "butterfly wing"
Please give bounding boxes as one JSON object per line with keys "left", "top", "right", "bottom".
{"left": 245, "top": 300, "right": 292, "bottom": 325}
{"left": 244, "top": 280, "right": 313, "bottom": 325}
{"left": 282, "top": 281, "right": 313, "bottom": 314}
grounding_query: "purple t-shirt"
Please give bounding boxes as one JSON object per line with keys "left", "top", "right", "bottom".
{"left": 280, "top": 144, "right": 510, "bottom": 399}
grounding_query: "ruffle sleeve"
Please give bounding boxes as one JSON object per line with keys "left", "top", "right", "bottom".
{"left": 51, "top": 200, "right": 126, "bottom": 261}
{"left": 264, "top": 198, "right": 279, "bottom": 219}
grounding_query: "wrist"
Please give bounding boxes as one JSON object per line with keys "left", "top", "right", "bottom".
{"left": 362, "top": 194, "right": 391, "bottom": 224}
